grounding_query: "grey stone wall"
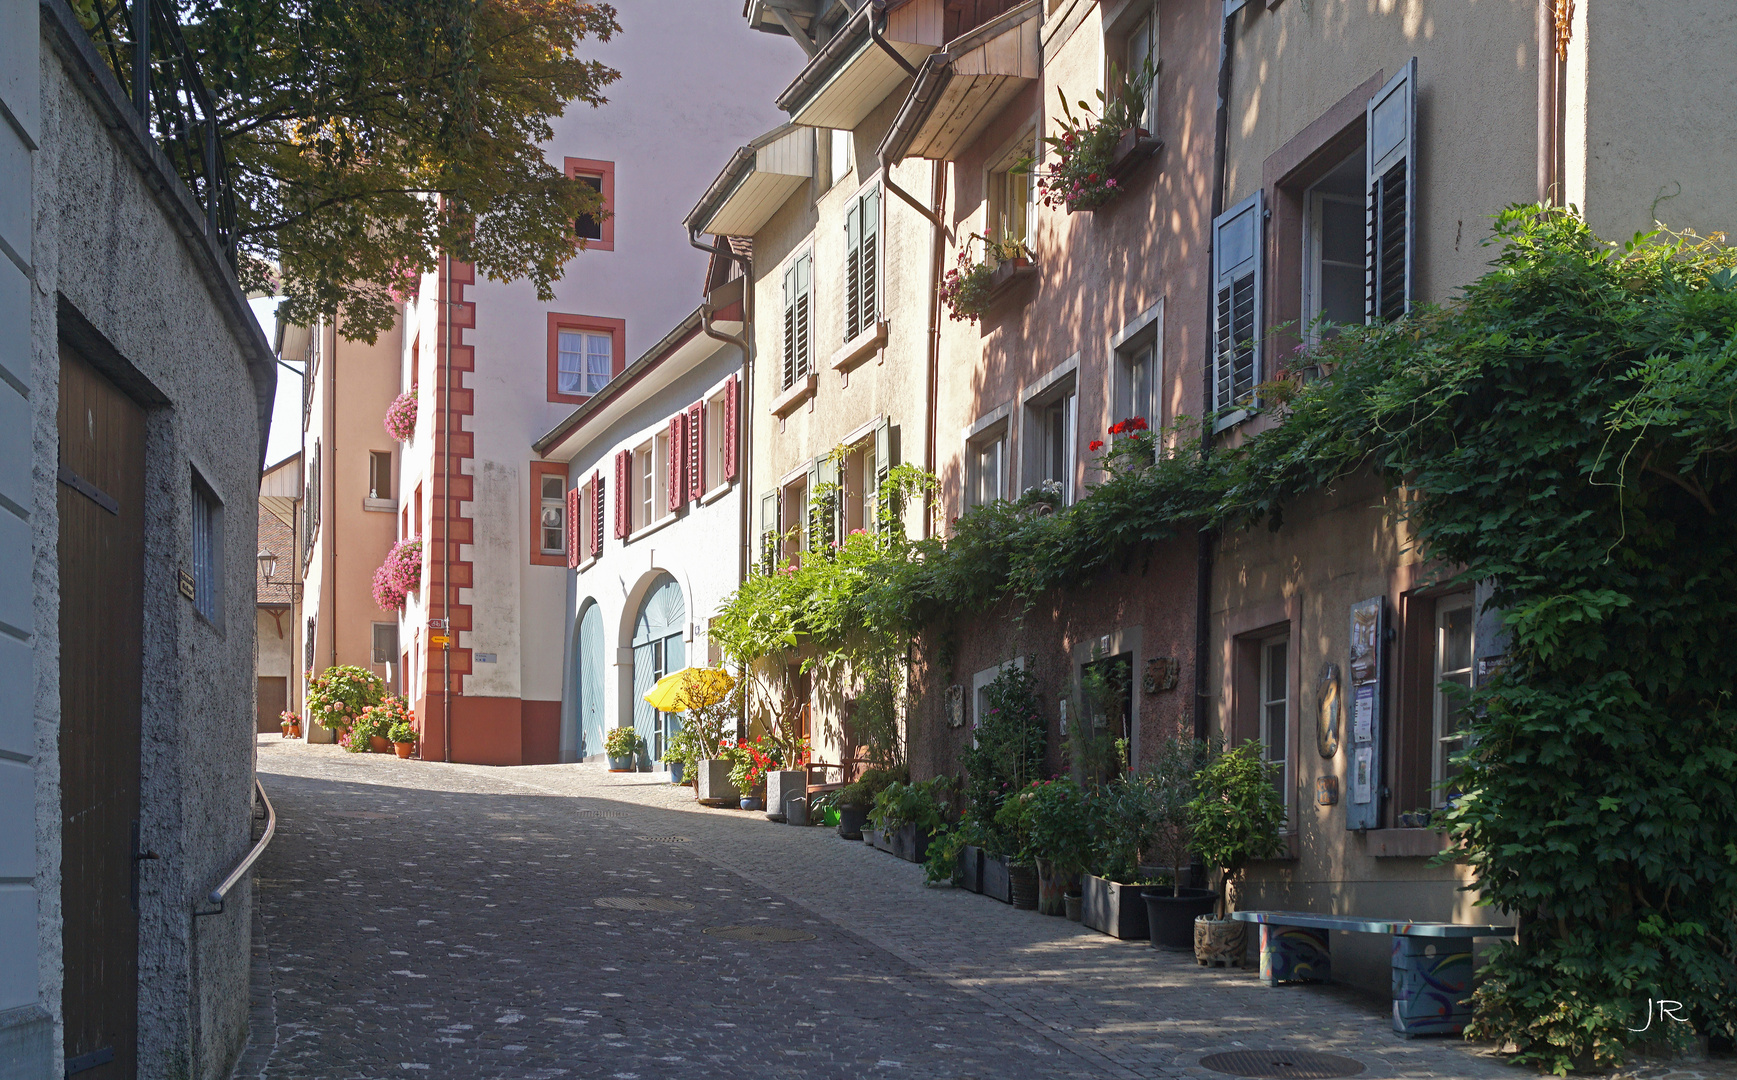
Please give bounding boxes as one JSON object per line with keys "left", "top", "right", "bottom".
{"left": 24, "top": 2, "right": 277, "bottom": 1077}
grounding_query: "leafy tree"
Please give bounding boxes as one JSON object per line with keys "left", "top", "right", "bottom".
{"left": 77, "top": 0, "right": 621, "bottom": 342}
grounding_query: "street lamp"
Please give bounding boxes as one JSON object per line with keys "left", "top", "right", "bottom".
{"left": 257, "top": 549, "right": 278, "bottom": 583}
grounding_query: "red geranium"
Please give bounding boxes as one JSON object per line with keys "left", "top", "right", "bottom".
{"left": 1089, "top": 439, "right": 1105, "bottom": 452}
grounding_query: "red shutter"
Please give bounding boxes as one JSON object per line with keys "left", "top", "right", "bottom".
{"left": 687, "top": 402, "right": 704, "bottom": 500}
{"left": 614, "top": 450, "right": 630, "bottom": 538}
{"left": 566, "top": 486, "right": 580, "bottom": 568}
{"left": 590, "top": 472, "right": 604, "bottom": 556}
{"left": 668, "top": 413, "right": 686, "bottom": 512}
{"left": 723, "top": 374, "right": 739, "bottom": 482}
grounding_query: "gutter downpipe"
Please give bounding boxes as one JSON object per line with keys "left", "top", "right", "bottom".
{"left": 922, "top": 160, "right": 945, "bottom": 538}
{"left": 690, "top": 228, "right": 754, "bottom": 584}
{"left": 442, "top": 254, "right": 453, "bottom": 764}
{"left": 867, "top": 1, "right": 946, "bottom": 232}
{"left": 1195, "top": 6, "right": 1236, "bottom": 745}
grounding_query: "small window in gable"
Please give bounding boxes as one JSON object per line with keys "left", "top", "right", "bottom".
{"left": 564, "top": 157, "right": 614, "bottom": 251}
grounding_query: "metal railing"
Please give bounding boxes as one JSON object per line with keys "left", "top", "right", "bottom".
{"left": 196, "top": 777, "right": 275, "bottom": 917}
{"left": 77, "top": 0, "right": 239, "bottom": 266}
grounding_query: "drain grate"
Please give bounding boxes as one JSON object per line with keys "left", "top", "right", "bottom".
{"left": 702, "top": 925, "right": 817, "bottom": 943}
{"left": 635, "top": 835, "right": 689, "bottom": 843}
{"left": 1199, "top": 1050, "right": 1365, "bottom": 1079}
{"left": 593, "top": 897, "right": 694, "bottom": 912}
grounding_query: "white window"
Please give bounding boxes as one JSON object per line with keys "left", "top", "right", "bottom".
{"left": 191, "top": 476, "right": 221, "bottom": 624}
{"left": 838, "top": 440, "right": 876, "bottom": 535}
{"left": 781, "top": 477, "right": 808, "bottom": 565}
{"left": 1212, "top": 190, "right": 1263, "bottom": 417}
{"left": 1303, "top": 152, "right": 1365, "bottom": 341}
{"left": 1123, "top": 11, "right": 1159, "bottom": 133}
{"left": 781, "top": 253, "right": 812, "bottom": 390}
{"left": 539, "top": 474, "right": 565, "bottom": 555}
{"left": 558, "top": 329, "right": 612, "bottom": 396}
{"left": 1026, "top": 378, "right": 1077, "bottom": 503}
{"left": 986, "top": 138, "right": 1032, "bottom": 248}
{"left": 1433, "top": 595, "right": 1474, "bottom": 804}
{"left": 844, "top": 186, "right": 880, "bottom": 340}
{"left": 634, "top": 440, "right": 658, "bottom": 531}
{"left": 966, "top": 428, "right": 1005, "bottom": 508}
{"left": 821, "top": 128, "right": 851, "bottom": 189}
{"left": 1115, "top": 335, "right": 1159, "bottom": 429}
{"left": 368, "top": 450, "right": 393, "bottom": 501}
{"left": 704, "top": 391, "right": 728, "bottom": 493}
{"left": 1260, "top": 633, "right": 1290, "bottom": 822}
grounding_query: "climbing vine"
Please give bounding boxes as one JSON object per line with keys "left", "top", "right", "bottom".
{"left": 713, "top": 208, "right": 1737, "bottom": 1065}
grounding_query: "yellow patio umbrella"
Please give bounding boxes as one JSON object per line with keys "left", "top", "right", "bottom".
{"left": 642, "top": 666, "right": 735, "bottom": 713}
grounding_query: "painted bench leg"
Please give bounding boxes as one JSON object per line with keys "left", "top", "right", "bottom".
{"left": 1258, "top": 924, "right": 1331, "bottom": 986}
{"left": 1391, "top": 934, "right": 1475, "bottom": 1035}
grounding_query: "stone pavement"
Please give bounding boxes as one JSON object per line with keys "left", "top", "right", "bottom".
{"left": 246, "top": 738, "right": 1732, "bottom": 1080}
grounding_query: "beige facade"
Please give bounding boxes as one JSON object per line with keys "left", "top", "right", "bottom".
{"left": 255, "top": 453, "right": 304, "bottom": 739}
{"left": 290, "top": 316, "right": 407, "bottom": 739}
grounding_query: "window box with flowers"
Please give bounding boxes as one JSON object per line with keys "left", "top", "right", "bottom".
{"left": 940, "top": 232, "right": 1035, "bottom": 323}
{"left": 371, "top": 539, "right": 422, "bottom": 611}
{"left": 383, "top": 391, "right": 418, "bottom": 441}
{"left": 1026, "top": 61, "right": 1158, "bottom": 214}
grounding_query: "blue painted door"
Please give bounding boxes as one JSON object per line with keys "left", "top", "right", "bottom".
{"left": 631, "top": 576, "right": 686, "bottom": 763}
{"left": 577, "top": 602, "right": 604, "bottom": 759}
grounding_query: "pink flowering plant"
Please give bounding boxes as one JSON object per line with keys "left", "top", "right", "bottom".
{"left": 305, "top": 664, "right": 385, "bottom": 735}
{"left": 938, "top": 231, "right": 1033, "bottom": 323}
{"left": 383, "top": 391, "right": 418, "bottom": 441}
{"left": 1024, "top": 60, "right": 1155, "bottom": 212}
{"left": 371, "top": 538, "right": 422, "bottom": 610}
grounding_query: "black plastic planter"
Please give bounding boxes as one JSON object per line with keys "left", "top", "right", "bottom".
{"left": 1141, "top": 887, "right": 1219, "bottom": 949}
{"left": 837, "top": 805, "right": 868, "bottom": 840}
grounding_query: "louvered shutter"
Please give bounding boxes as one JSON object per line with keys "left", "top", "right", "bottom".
{"left": 859, "top": 187, "right": 879, "bottom": 335}
{"left": 758, "top": 489, "right": 780, "bottom": 574}
{"left": 566, "top": 485, "right": 581, "bottom": 568}
{"left": 668, "top": 413, "right": 686, "bottom": 512}
{"left": 872, "top": 415, "right": 892, "bottom": 534}
{"left": 782, "top": 262, "right": 798, "bottom": 389}
{"left": 687, "top": 402, "right": 704, "bottom": 499}
{"left": 1366, "top": 58, "right": 1416, "bottom": 324}
{"left": 722, "top": 375, "right": 739, "bottom": 481}
{"left": 590, "top": 472, "right": 605, "bottom": 556}
{"left": 845, "top": 199, "right": 862, "bottom": 341}
{"left": 794, "top": 255, "right": 811, "bottom": 381}
{"left": 810, "top": 454, "right": 838, "bottom": 554}
{"left": 613, "top": 449, "right": 630, "bottom": 538}
{"left": 1211, "top": 189, "right": 1264, "bottom": 414}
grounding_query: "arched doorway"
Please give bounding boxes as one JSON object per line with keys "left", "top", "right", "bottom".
{"left": 576, "top": 600, "right": 604, "bottom": 760}
{"left": 631, "top": 574, "right": 685, "bottom": 764}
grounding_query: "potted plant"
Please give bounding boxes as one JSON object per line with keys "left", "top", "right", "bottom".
{"left": 387, "top": 720, "right": 416, "bottom": 758}
{"left": 383, "top": 390, "right": 417, "bottom": 441}
{"left": 992, "top": 788, "right": 1041, "bottom": 910}
{"left": 1024, "top": 59, "right": 1156, "bottom": 213}
{"left": 938, "top": 231, "right": 1034, "bottom": 323}
{"left": 1025, "top": 777, "right": 1096, "bottom": 916}
{"left": 663, "top": 724, "right": 700, "bottom": 786}
{"left": 604, "top": 727, "right": 639, "bottom": 772}
{"left": 353, "top": 695, "right": 411, "bottom": 755}
{"left": 1188, "top": 739, "right": 1288, "bottom": 966}
{"left": 1141, "top": 735, "right": 1221, "bottom": 949}
{"left": 1080, "top": 773, "right": 1162, "bottom": 939}
{"left": 305, "top": 665, "right": 385, "bottom": 743}
{"left": 868, "top": 777, "right": 951, "bottom": 864}
{"left": 279, "top": 711, "right": 301, "bottom": 739}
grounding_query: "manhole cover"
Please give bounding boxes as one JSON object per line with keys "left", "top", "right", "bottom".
{"left": 593, "top": 897, "right": 694, "bottom": 912}
{"left": 331, "top": 811, "right": 397, "bottom": 820}
{"left": 635, "top": 836, "right": 689, "bottom": 843}
{"left": 703, "top": 925, "right": 817, "bottom": 943}
{"left": 1199, "top": 1050, "right": 1365, "bottom": 1079}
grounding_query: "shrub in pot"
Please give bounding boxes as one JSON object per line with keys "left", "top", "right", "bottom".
{"left": 1188, "top": 739, "right": 1287, "bottom": 966}
{"left": 1079, "top": 772, "right": 1163, "bottom": 938}
{"left": 604, "top": 727, "right": 639, "bottom": 771}
{"left": 836, "top": 765, "right": 906, "bottom": 840}
{"left": 1025, "top": 777, "right": 1096, "bottom": 914}
{"left": 1141, "top": 735, "right": 1220, "bottom": 948}
{"left": 869, "top": 777, "right": 951, "bottom": 864}
{"left": 962, "top": 664, "right": 1045, "bottom": 850}
{"left": 305, "top": 664, "right": 385, "bottom": 742}
{"left": 387, "top": 719, "right": 417, "bottom": 759}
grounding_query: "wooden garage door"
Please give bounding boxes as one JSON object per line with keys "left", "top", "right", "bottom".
{"left": 257, "top": 676, "right": 287, "bottom": 734}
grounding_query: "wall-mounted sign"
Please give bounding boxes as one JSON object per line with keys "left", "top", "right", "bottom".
{"left": 1315, "top": 661, "right": 1340, "bottom": 758}
{"left": 1315, "top": 775, "right": 1340, "bottom": 806}
{"left": 474, "top": 652, "right": 496, "bottom": 664}
{"left": 428, "top": 618, "right": 449, "bottom": 630}
{"left": 178, "top": 570, "right": 196, "bottom": 601}
{"left": 430, "top": 634, "right": 451, "bottom": 647}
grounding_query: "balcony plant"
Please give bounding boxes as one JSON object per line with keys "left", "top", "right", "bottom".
{"left": 305, "top": 665, "right": 385, "bottom": 740}
{"left": 383, "top": 390, "right": 418, "bottom": 441}
{"left": 603, "top": 727, "right": 639, "bottom": 772}
{"left": 1025, "top": 60, "right": 1155, "bottom": 213}
{"left": 939, "top": 231, "right": 1034, "bottom": 323}
{"left": 371, "top": 539, "right": 422, "bottom": 611}
{"left": 1188, "top": 739, "right": 1287, "bottom": 965}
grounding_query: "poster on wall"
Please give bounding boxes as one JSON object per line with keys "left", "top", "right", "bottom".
{"left": 1346, "top": 597, "right": 1387, "bottom": 830}
{"left": 1352, "top": 746, "right": 1373, "bottom": 804}
{"left": 1353, "top": 683, "right": 1374, "bottom": 743}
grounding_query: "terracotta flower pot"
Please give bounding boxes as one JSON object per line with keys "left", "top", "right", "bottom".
{"left": 368, "top": 735, "right": 391, "bottom": 754}
{"left": 394, "top": 741, "right": 413, "bottom": 759}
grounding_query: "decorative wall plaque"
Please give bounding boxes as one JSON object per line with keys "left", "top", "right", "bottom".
{"left": 1315, "top": 775, "right": 1340, "bottom": 806}
{"left": 1315, "top": 661, "right": 1341, "bottom": 759}
{"left": 1142, "top": 656, "right": 1179, "bottom": 694}
{"left": 945, "top": 684, "right": 964, "bottom": 728}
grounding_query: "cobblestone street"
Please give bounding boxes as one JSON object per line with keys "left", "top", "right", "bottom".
{"left": 243, "top": 740, "right": 1728, "bottom": 1080}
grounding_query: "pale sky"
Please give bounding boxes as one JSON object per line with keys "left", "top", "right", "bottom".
{"left": 251, "top": 295, "right": 304, "bottom": 468}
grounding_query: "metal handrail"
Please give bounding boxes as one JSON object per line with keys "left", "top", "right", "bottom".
{"left": 196, "top": 776, "right": 275, "bottom": 916}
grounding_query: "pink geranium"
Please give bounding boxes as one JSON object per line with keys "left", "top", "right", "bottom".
{"left": 384, "top": 391, "right": 418, "bottom": 441}
{"left": 371, "top": 539, "right": 422, "bottom": 610}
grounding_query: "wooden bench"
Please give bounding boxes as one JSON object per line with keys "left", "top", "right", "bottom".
{"left": 1231, "top": 910, "right": 1514, "bottom": 1036}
